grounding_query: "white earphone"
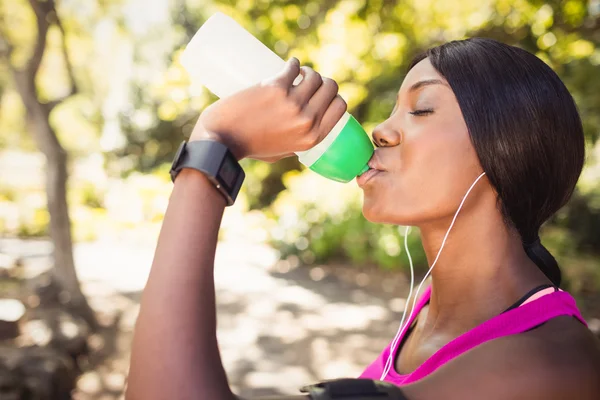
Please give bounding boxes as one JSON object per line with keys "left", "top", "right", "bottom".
{"left": 379, "top": 171, "right": 487, "bottom": 380}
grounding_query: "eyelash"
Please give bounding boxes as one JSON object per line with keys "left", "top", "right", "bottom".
{"left": 409, "top": 108, "right": 434, "bottom": 116}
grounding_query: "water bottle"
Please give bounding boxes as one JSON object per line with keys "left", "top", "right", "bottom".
{"left": 180, "top": 12, "right": 373, "bottom": 183}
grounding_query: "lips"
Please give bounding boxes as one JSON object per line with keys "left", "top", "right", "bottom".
{"left": 367, "top": 154, "right": 386, "bottom": 171}
{"left": 356, "top": 168, "right": 381, "bottom": 187}
{"left": 357, "top": 153, "right": 386, "bottom": 188}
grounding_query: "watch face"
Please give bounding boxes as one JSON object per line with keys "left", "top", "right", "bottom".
{"left": 219, "top": 153, "right": 239, "bottom": 191}
{"left": 173, "top": 141, "right": 186, "bottom": 164}
{"left": 170, "top": 141, "right": 187, "bottom": 181}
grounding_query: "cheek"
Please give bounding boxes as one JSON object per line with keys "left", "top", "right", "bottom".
{"left": 409, "top": 131, "right": 479, "bottom": 219}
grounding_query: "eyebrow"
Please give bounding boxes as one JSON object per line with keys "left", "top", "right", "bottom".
{"left": 408, "top": 79, "right": 448, "bottom": 93}
{"left": 392, "top": 79, "right": 449, "bottom": 111}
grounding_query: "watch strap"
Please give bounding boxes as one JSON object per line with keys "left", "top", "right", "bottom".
{"left": 170, "top": 140, "right": 244, "bottom": 206}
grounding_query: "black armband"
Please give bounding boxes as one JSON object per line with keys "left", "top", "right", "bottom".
{"left": 299, "top": 379, "right": 410, "bottom": 400}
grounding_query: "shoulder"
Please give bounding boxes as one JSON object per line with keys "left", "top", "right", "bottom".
{"left": 513, "top": 315, "right": 600, "bottom": 371}
{"left": 487, "top": 316, "right": 600, "bottom": 395}
{"left": 404, "top": 316, "right": 600, "bottom": 400}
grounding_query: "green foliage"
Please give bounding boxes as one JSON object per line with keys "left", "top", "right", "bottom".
{"left": 79, "top": 183, "right": 104, "bottom": 209}
{"left": 551, "top": 189, "right": 600, "bottom": 255}
{"left": 1, "top": 0, "right": 599, "bottom": 282}
{"left": 0, "top": 184, "right": 17, "bottom": 202}
{"left": 16, "top": 208, "right": 50, "bottom": 238}
{"left": 266, "top": 170, "right": 428, "bottom": 271}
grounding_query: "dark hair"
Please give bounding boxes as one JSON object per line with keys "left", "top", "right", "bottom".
{"left": 409, "top": 38, "right": 585, "bottom": 287}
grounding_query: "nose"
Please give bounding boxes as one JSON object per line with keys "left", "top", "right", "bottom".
{"left": 372, "top": 123, "right": 402, "bottom": 147}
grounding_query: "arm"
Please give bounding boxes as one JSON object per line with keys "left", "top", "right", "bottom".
{"left": 126, "top": 168, "right": 313, "bottom": 400}
{"left": 126, "top": 168, "right": 234, "bottom": 400}
{"left": 126, "top": 59, "right": 346, "bottom": 400}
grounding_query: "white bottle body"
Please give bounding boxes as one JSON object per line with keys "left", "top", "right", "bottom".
{"left": 180, "top": 12, "right": 345, "bottom": 166}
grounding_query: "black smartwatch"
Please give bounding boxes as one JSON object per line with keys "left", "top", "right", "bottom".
{"left": 169, "top": 140, "right": 245, "bottom": 206}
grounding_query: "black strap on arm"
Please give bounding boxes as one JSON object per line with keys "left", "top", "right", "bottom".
{"left": 299, "top": 379, "right": 410, "bottom": 400}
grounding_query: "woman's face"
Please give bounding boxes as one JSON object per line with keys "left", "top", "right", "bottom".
{"left": 359, "top": 58, "right": 483, "bottom": 226}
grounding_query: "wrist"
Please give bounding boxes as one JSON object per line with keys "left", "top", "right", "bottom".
{"left": 170, "top": 140, "right": 245, "bottom": 206}
{"left": 190, "top": 123, "right": 244, "bottom": 161}
{"left": 173, "top": 169, "right": 227, "bottom": 207}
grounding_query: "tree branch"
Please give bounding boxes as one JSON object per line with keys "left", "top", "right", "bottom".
{"left": 554, "top": 15, "right": 600, "bottom": 39}
{"left": 0, "top": 8, "right": 14, "bottom": 61}
{"left": 0, "top": 9, "right": 39, "bottom": 113}
{"left": 46, "top": 0, "right": 78, "bottom": 111}
{"left": 26, "top": 0, "right": 51, "bottom": 83}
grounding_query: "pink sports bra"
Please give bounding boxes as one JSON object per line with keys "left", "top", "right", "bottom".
{"left": 360, "top": 284, "right": 588, "bottom": 385}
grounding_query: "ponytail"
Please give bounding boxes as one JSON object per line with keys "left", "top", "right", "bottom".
{"left": 524, "top": 237, "right": 562, "bottom": 287}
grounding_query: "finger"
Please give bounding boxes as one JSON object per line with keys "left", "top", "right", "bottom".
{"left": 304, "top": 77, "right": 340, "bottom": 125}
{"left": 316, "top": 95, "right": 348, "bottom": 137}
{"left": 289, "top": 67, "right": 323, "bottom": 106}
{"left": 263, "top": 57, "right": 301, "bottom": 89}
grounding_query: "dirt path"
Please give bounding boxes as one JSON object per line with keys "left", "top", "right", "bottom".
{"left": 0, "top": 237, "right": 410, "bottom": 399}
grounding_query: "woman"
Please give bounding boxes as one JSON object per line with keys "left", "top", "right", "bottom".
{"left": 126, "top": 38, "right": 600, "bottom": 399}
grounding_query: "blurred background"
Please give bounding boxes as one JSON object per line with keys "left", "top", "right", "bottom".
{"left": 0, "top": 0, "right": 599, "bottom": 398}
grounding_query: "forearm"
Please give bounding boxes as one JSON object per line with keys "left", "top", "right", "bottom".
{"left": 126, "top": 169, "right": 234, "bottom": 400}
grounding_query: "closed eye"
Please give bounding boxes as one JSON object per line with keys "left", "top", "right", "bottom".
{"left": 409, "top": 109, "right": 434, "bottom": 116}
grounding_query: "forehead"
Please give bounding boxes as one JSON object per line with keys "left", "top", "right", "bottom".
{"left": 399, "top": 58, "right": 447, "bottom": 93}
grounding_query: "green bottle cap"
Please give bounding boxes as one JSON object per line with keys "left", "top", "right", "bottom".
{"left": 309, "top": 115, "right": 374, "bottom": 183}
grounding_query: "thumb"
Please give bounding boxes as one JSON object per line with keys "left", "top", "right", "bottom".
{"left": 263, "top": 57, "right": 301, "bottom": 88}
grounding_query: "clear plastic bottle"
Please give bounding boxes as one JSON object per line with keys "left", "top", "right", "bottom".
{"left": 180, "top": 12, "right": 373, "bottom": 183}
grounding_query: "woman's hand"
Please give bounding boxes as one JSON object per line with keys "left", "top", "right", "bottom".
{"left": 190, "top": 57, "right": 347, "bottom": 162}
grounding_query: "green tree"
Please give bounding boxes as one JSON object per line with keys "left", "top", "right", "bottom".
{"left": 0, "top": 0, "right": 97, "bottom": 329}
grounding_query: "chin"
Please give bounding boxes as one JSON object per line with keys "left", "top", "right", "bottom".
{"left": 362, "top": 196, "right": 421, "bottom": 226}
{"left": 361, "top": 201, "right": 387, "bottom": 223}
{"left": 361, "top": 191, "right": 390, "bottom": 223}
{"left": 361, "top": 185, "right": 399, "bottom": 224}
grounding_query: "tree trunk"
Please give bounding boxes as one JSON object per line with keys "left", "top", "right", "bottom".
{"left": 27, "top": 94, "right": 99, "bottom": 331}
{"left": 44, "top": 131, "right": 99, "bottom": 331}
{"left": 10, "top": 17, "right": 99, "bottom": 328}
